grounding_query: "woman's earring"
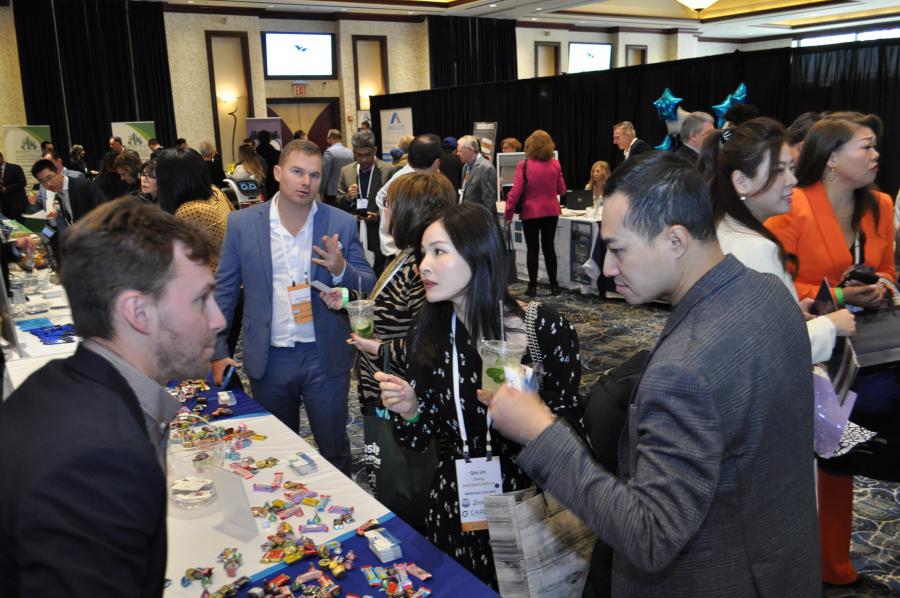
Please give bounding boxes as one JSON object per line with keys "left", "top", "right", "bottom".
{"left": 738, "top": 194, "right": 747, "bottom": 202}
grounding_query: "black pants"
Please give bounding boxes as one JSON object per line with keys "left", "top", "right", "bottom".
{"left": 521, "top": 216, "right": 558, "bottom": 286}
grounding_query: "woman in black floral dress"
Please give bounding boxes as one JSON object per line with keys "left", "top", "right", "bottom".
{"left": 376, "top": 203, "right": 582, "bottom": 587}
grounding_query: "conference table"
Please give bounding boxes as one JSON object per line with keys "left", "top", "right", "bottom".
{"left": 500, "top": 203, "right": 611, "bottom": 295}
{"left": 3, "top": 274, "right": 498, "bottom": 598}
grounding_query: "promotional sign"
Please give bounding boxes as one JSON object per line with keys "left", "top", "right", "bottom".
{"left": 473, "top": 122, "right": 498, "bottom": 162}
{"left": 111, "top": 121, "right": 156, "bottom": 160}
{"left": 2, "top": 125, "right": 52, "bottom": 174}
{"left": 356, "top": 110, "right": 372, "bottom": 127}
{"left": 379, "top": 108, "right": 413, "bottom": 161}
{"left": 246, "top": 117, "right": 285, "bottom": 151}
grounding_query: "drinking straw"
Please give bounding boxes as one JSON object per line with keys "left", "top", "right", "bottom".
{"left": 499, "top": 300, "right": 505, "bottom": 342}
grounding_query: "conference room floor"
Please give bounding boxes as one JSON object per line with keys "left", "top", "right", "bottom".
{"left": 238, "top": 283, "right": 899, "bottom": 596}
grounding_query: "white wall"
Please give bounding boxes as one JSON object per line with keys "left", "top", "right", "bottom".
{"left": 516, "top": 28, "right": 614, "bottom": 78}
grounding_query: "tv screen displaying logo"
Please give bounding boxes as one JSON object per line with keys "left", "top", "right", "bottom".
{"left": 263, "top": 32, "right": 335, "bottom": 79}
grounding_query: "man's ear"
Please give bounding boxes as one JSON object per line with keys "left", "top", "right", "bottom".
{"left": 667, "top": 225, "right": 690, "bottom": 259}
{"left": 115, "top": 290, "right": 154, "bottom": 336}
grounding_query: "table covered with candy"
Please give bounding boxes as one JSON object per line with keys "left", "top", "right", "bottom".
{"left": 166, "top": 383, "right": 499, "bottom": 598}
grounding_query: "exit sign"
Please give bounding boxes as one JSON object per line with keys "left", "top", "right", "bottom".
{"left": 292, "top": 84, "right": 306, "bottom": 97}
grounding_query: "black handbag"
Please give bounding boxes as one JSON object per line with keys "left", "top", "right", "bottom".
{"left": 514, "top": 159, "right": 528, "bottom": 214}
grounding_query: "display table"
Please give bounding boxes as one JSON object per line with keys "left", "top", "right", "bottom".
{"left": 500, "top": 203, "right": 604, "bottom": 294}
{"left": 167, "top": 390, "right": 499, "bottom": 597}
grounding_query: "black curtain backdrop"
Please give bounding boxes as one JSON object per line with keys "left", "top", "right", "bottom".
{"left": 373, "top": 38, "right": 900, "bottom": 197}
{"left": 13, "top": 0, "right": 177, "bottom": 170}
{"left": 427, "top": 16, "right": 518, "bottom": 88}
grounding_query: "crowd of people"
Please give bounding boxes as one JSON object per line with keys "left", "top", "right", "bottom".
{"left": 0, "top": 106, "right": 896, "bottom": 597}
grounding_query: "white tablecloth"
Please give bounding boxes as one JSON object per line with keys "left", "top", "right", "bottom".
{"left": 165, "top": 411, "right": 390, "bottom": 596}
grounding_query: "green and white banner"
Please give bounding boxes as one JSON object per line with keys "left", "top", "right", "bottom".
{"left": 2, "top": 125, "right": 52, "bottom": 174}
{"left": 111, "top": 121, "right": 156, "bottom": 160}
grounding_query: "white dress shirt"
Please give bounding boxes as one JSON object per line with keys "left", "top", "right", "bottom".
{"left": 374, "top": 164, "right": 414, "bottom": 257}
{"left": 269, "top": 196, "right": 318, "bottom": 346}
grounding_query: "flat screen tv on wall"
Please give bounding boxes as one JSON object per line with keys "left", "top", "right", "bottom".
{"left": 262, "top": 32, "right": 336, "bottom": 79}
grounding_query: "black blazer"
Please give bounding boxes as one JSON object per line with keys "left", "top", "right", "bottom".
{"left": 0, "top": 162, "right": 28, "bottom": 220}
{"left": 629, "top": 138, "right": 652, "bottom": 157}
{"left": 66, "top": 176, "right": 107, "bottom": 221}
{"left": 0, "top": 346, "right": 167, "bottom": 597}
{"left": 673, "top": 144, "right": 699, "bottom": 165}
{"left": 256, "top": 142, "right": 281, "bottom": 199}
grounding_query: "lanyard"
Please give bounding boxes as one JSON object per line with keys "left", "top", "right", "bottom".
{"left": 451, "top": 313, "right": 493, "bottom": 462}
{"left": 274, "top": 197, "right": 308, "bottom": 287}
{"left": 357, "top": 164, "right": 375, "bottom": 200}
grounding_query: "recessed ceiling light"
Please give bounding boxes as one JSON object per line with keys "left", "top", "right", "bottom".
{"left": 531, "top": 17, "right": 537, "bottom": 20}
{"left": 187, "top": 1, "right": 194, "bottom": 3}
{"left": 407, "top": 10, "right": 413, "bottom": 14}
{"left": 536, "top": 7, "right": 542, "bottom": 10}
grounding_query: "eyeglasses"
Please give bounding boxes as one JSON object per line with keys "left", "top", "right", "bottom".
{"left": 37, "top": 173, "right": 57, "bottom": 185}
{"left": 353, "top": 150, "right": 375, "bottom": 159}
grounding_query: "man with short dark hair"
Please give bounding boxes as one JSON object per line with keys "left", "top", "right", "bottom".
{"left": 675, "top": 111, "right": 715, "bottom": 165}
{"left": 175, "top": 138, "right": 188, "bottom": 151}
{"left": 211, "top": 140, "right": 375, "bottom": 474}
{"left": 40, "top": 140, "right": 54, "bottom": 154}
{"left": 148, "top": 138, "right": 163, "bottom": 159}
{"left": 374, "top": 134, "right": 442, "bottom": 258}
{"left": 785, "top": 112, "right": 820, "bottom": 162}
{"left": 457, "top": 135, "right": 497, "bottom": 213}
{"left": 0, "top": 152, "right": 28, "bottom": 221}
{"left": 31, "top": 158, "right": 105, "bottom": 231}
{"left": 109, "top": 136, "right": 125, "bottom": 155}
{"left": 0, "top": 199, "right": 226, "bottom": 597}
{"left": 321, "top": 129, "right": 354, "bottom": 206}
{"left": 336, "top": 129, "right": 395, "bottom": 274}
{"left": 484, "top": 152, "right": 820, "bottom": 597}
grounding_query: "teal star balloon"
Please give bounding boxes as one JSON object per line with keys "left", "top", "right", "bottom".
{"left": 653, "top": 88, "right": 683, "bottom": 122}
{"left": 655, "top": 134, "right": 674, "bottom": 151}
{"left": 713, "top": 83, "right": 748, "bottom": 127}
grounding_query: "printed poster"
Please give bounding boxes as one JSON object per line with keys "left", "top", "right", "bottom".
{"left": 379, "top": 108, "right": 413, "bottom": 161}
{"left": 111, "top": 121, "right": 156, "bottom": 160}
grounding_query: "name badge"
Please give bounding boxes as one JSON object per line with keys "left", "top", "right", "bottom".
{"left": 356, "top": 198, "right": 368, "bottom": 211}
{"left": 454, "top": 456, "right": 502, "bottom": 532}
{"left": 287, "top": 283, "right": 312, "bottom": 324}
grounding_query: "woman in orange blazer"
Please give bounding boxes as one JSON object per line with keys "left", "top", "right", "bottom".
{"left": 767, "top": 112, "right": 894, "bottom": 587}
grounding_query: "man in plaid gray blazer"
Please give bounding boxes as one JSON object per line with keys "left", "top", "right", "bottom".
{"left": 484, "top": 152, "right": 820, "bottom": 597}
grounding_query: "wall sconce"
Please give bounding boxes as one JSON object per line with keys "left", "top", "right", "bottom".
{"left": 217, "top": 93, "right": 241, "bottom": 161}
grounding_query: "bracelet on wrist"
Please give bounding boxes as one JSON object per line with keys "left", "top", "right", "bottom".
{"left": 834, "top": 287, "right": 844, "bottom": 307}
{"left": 341, "top": 287, "right": 350, "bottom": 307}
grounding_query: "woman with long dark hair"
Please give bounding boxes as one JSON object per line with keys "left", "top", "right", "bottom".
{"left": 503, "top": 130, "right": 566, "bottom": 297}
{"left": 156, "top": 148, "right": 233, "bottom": 272}
{"left": 706, "top": 117, "right": 854, "bottom": 363}
{"left": 320, "top": 172, "right": 455, "bottom": 530}
{"left": 766, "top": 112, "right": 895, "bottom": 587}
{"left": 375, "top": 202, "right": 582, "bottom": 587}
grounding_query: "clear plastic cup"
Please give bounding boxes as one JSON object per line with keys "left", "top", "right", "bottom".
{"left": 347, "top": 299, "right": 375, "bottom": 338}
{"left": 479, "top": 340, "right": 526, "bottom": 393}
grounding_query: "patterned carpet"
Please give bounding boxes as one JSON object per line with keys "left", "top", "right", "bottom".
{"left": 255, "top": 283, "right": 899, "bottom": 595}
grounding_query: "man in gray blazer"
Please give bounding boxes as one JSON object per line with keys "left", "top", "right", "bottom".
{"left": 457, "top": 135, "right": 497, "bottom": 214}
{"left": 336, "top": 130, "right": 396, "bottom": 275}
{"left": 321, "top": 129, "right": 354, "bottom": 206}
{"left": 484, "top": 152, "right": 820, "bottom": 597}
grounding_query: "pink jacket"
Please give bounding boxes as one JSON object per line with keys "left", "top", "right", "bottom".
{"left": 504, "top": 158, "right": 566, "bottom": 221}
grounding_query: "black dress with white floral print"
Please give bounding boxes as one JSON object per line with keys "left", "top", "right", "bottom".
{"left": 392, "top": 302, "right": 582, "bottom": 588}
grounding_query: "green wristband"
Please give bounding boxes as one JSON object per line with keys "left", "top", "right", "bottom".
{"left": 406, "top": 411, "right": 421, "bottom": 423}
{"left": 341, "top": 287, "right": 349, "bottom": 307}
{"left": 834, "top": 287, "right": 844, "bottom": 307}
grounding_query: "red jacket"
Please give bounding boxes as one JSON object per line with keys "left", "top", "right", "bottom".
{"left": 504, "top": 158, "right": 566, "bottom": 221}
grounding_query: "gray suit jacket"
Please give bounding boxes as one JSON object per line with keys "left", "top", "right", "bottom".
{"left": 460, "top": 154, "right": 498, "bottom": 214}
{"left": 335, "top": 159, "right": 396, "bottom": 214}
{"left": 321, "top": 142, "right": 354, "bottom": 196}
{"left": 519, "top": 256, "right": 819, "bottom": 597}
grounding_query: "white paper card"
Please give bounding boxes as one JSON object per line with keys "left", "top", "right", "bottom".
{"left": 454, "top": 456, "right": 502, "bottom": 531}
{"left": 356, "top": 198, "right": 368, "bottom": 211}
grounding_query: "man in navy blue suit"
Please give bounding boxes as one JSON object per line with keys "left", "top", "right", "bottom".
{"left": 212, "top": 139, "right": 375, "bottom": 474}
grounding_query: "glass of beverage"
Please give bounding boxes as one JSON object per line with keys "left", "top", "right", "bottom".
{"left": 479, "top": 340, "right": 526, "bottom": 394}
{"left": 347, "top": 299, "right": 375, "bottom": 338}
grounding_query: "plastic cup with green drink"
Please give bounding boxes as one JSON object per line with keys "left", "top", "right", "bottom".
{"left": 347, "top": 299, "right": 375, "bottom": 338}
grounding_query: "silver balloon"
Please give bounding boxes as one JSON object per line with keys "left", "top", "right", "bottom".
{"left": 666, "top": 107, "right": 690, "bottom": 137}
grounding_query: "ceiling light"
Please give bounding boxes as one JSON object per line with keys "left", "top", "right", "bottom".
{"left": 489, "top": 3, "right": 497, "bottom": 6}
{"left": 536, "top": 7, "right": 542, "bottom": 10}
{"left": 340, "top": 7, "right": 347, "bottom": 10}
{"left": 407, "top": 10, "right": 413, "bottom": 14}
{"left": 531, "top": 17, "right": 537, "bottom": 21}
{"left": 675, "top": 0, "right": 718, "bottom": 10}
